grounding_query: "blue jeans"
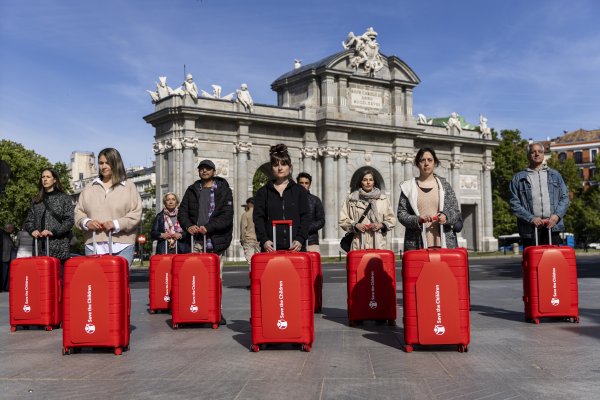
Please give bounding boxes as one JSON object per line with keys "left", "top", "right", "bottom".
{"left": 85, "top": 245, "right": 134, "bottom": 269}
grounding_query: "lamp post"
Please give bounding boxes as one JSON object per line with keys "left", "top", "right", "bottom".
{"left": 137, "top": 234, "right": 147, "bottom": 267}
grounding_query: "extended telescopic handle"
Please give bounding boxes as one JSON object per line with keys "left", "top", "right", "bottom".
{"left": 534, "top": 219, "right": 552, "bottom": 246}
{"left": 271, "top": 219, "right": 293, "bottom": 250}
{"left": 164, "top": 238, "right": 178, "bottom": 254}
{"left": 191, "top": 234, "right": 207, "bottom": 253}
{"left": 92, "top": 230, "right": 114, "bottom": 255}
{"left": 34, "top": 236, "right": 50, "bottom": 257}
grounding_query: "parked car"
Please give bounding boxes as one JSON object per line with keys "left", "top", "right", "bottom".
{"left": 588, "top": 243, "right": 600, "bottom": 250}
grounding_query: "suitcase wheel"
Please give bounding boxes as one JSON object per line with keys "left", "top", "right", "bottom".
{"left": 387, "top": 319, "right": 396, "bottom": 327}
{"left": 62, "top": 347, "right": 72, "bottom": 356}
{"left": 532, "top": 318, "right": 540, "bottom": 325}
{"left": 250, "top": 344, "right": 260, "bottom": 353}
{"left": 301, "top": 344, "right": 311, "bottom": 352}
{"left": 114, "top": 347, "right": 122, "bottom": 356}
{"left": 149, "top": 309, "right": 156, "bottom": 314}
{"left": 571, "top": 317, "right": 580, "bottom": 324}
{"left": 45, "top": 326, "right": 53, "bottom": 332}
{"left": 10, "top": 326, "right": 16, "bottom": 333}
{"left": 172, "top": 323, "right": 179, "bottom": 330}
{"left": 404, "top": 345, "right": 413, "bottom": 353}
{"left": 458, "top": 344, "right": 469, "bottom": 353}
{"left": 211, "top": 323, "right": 219, "bottom": 329}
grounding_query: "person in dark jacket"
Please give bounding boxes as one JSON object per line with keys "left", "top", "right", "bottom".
{"left": 24, "top": 168, "right": 75, "bottom": 263}
{"left": 178, "top": 159, "right": 233, "bottom": 325}
{"left": 253, "top": 144, "right": 310, "bottom": 252}
{"left": 296, "top": 172, "right": 325, "bottom": 252}
{"left": 151, "top": 192, "right": 190, "bottom": 254}
{"left": 178, "top": 159, "right": 234, "bottom": 263}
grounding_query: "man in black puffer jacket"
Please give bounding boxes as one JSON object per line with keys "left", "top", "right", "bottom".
{"left": 179, "top": 159, "right": 234, "bottom": 265}
{"left": 179, "top": 159, "right": 233, "bottom": 325}
{"left": 296, "top": 172, "right": 325, "bottom": 252}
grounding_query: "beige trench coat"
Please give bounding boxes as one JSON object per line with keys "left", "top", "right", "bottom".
{"left": 339, "top": 193, "right": 397, "bottom": 250}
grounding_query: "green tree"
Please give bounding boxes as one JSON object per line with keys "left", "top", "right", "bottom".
{"left": 0, "top": 140, "right": 60, "bottom": 227}
{"left": 252, "top": 168, "right": 269, "bottom": 195}
{"left": 491, "top": 130, "right": 529, "bottom": 237}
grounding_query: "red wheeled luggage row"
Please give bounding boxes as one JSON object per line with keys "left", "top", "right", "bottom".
{"left": 250, "top": 220, "right": 314, "bottom": 352}
{"left": 62, "top": 233, "right": 130, "bottom": 355}
{"left": 10, "top": 238, "right": 62, "bottom": 332}
{"left": 522, "top": 227, "right": 579, "bottom": 324}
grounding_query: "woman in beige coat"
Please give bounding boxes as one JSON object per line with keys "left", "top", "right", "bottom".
{"left": 339, "top": 169, "right": 396, "bottom": 250}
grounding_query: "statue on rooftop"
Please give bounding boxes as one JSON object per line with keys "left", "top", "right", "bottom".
{"left": 236, "top": 83, "right": 254, "bottom": 112}
{"left": 444, "top": 112, "right": 463, "bottom": 134}
{"left": 479, "top": 114, "right": 492, "bottom": 140}
{"left": 342, "top": 27, "right": 384, "bottom": 75}
{"left": 146, "top": 76, "right": 175, "bottom": 103}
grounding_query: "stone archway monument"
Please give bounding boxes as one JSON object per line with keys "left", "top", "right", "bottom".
{"left": 144, "top": 28, "right": 498, "bottom": 259}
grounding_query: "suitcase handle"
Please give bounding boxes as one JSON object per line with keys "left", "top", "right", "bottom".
{"left": 190, "top": 234, "right": 207, "bottom": 253}
{"left": 164, "top": 238, "right": 178, "bottom": 254}
{"left": 421, "top": 215, "right": 444, "bottom": 249}
{"left": 271, "top": 220, "right": 293, "bottom": 250}
{"left": 92, "top": 231, "right": 114, "bottom": 255}
{"left": 34, "top": 237, "right": 50, "bottom": 257}
{"left": 534, "top": 220, "right": 552, "bottom": 246}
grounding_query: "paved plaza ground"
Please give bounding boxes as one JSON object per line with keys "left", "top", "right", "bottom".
{"left": 0, "top": 254, "right": 599, "bottom": 399}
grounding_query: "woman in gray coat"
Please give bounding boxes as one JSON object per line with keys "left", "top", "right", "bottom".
{"left": 397, "top": 148, "right": 461, "bottom": 251}
{"left": 24, "top": 168, "right": 74, "bottom": 262}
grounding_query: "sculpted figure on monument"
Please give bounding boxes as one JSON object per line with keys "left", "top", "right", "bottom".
{"left": 201, "top": 84, "right": 234, "bottom": 100}
{"left": 236, "top": 83, "right": 254, "bottom": 112}
{"left": 173, "top": 74, "right": 199, "bottom": 101}
{"left": 444, "top": 112, "right": 462, "bottom": 133}
{"left": 479, "top": 114, "right": 492, "bottom": 140}
{"left": 417, "top": 113, "right": 433, "bottom": 125}
{"left": 147, "top": 76, "right": 175, "bottom": 103}
{"left": 342, "top": 27, "right": 383, "bottom": 75}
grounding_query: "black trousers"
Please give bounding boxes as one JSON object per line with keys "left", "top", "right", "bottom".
{"left": 522, "top": 231, "right": 562, "bottom": 250}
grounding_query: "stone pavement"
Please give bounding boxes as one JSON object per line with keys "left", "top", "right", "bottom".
{"left": 0, "top": 256, "right": 599, "bottom": 400}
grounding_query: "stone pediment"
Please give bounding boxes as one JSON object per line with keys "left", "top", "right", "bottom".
{"left": 272, "top": 50, "right": 420, "bottom": 90}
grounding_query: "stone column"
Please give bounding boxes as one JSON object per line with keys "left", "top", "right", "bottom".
{"left": 301, "top": 146, "right": 319, "bottom": 193}
{"left": 337, "top": 148, "right": 351, "bottom": 236}
{"left": 403, "top": 152, "right": 414, "bottom": 181}
{"left": 152, "top": 140, "right": 165, "bottom": 213}
{"left": 235, "top": 141, "right": 252, "bottom": 205}
{"left": 391, "top": 152, "right": 408, "bottom": 239}
{"left": 450, "top": 157, "right": 465, "bottom": 247}
{"left": 318, "top": 146, "right": 338, "bottom": 242}
{"left": 404, "top": 88, "right": 414, "bottom": 120}
{"left": 182, "top": 137, "right": 198, "bottom": 188}
{"left": 481, "top": 156, "right": 498, "bottom": 251}
{"left": 170, "top": 138, "right": 183, "bottom": 197}
{"left": 321, "top": 76, "right": 335, "bottom": 106}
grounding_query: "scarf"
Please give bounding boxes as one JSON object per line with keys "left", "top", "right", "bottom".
{"left": 350, "top": 187, "right": 381, "bottom": 223}
{"left": 163, "top": 207, "right": 183, "bottom": 234}
{"left": 205, "top": 180, "right": 218, "bottom": 250}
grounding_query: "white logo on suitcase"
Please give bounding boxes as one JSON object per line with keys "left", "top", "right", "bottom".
{"left": 85, "top": 323, "right": 96, "bottom": 334}
{"left": 369, "top": 300, "right": 378, "bottom": 309}
{"left": 164, "top": 295, "right": 171, "bottom": 302}
{"left": 190, "top": 305, "right": 198, "bottom": 313}
{"left": 85, "top": 284, "right": 96, "bottom": 334}
{"left": 551, "top": 297, "right": 560, "bottom": 306}
{"left": 277, "top": 319, "right": 288, "bottom": 330}
{"left": 23, "top": 275, "right": 31, "bottom": 313}
{"left": 434, "top": 325, "right": 446, "bottom": 335}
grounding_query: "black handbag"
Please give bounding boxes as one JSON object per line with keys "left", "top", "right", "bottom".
{"left": 340, "top": 203, "right": 372, "bottom": 253}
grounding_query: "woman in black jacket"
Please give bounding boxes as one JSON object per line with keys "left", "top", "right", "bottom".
{"left": 24, "top": 168, "right": 75, "bottom": 262}
{"left": 253, "top": 144, "right": 310, "bottom": 252}
{"left": 151, "top": 192, "right": 190, "bottom": 254}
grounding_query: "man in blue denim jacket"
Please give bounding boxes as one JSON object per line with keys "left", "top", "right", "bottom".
{"left": 509, "top": 142, "right": 570, "bottom": 248}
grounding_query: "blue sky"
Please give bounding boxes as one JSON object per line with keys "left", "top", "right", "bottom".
{"left": 1, "top": 0, "right": 599, "bottom": 168}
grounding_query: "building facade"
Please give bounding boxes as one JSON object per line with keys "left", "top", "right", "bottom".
{"left": 551, "top": 129, "right": 600, "bottom": 188}
{"left": 144, "top": 29, "right": 498, "bottom": 259}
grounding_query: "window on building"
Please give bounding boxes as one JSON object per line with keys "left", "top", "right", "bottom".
{"left": 578, "top": 168, "right": 584, "bottom": 179}
{"left": 591, "top": 149, "right": 598, "bottom": 163}
{"left": 79, "top": 173, "right": 83, "bottom": 180}
{"left": 558, "top": 152, "right": 567, "bottom": 162}
{"left": 574, "top": 151, "right": 583, "bottom": 164}
{"left": 590, "top": 168, "right": 596, "bottom": 180}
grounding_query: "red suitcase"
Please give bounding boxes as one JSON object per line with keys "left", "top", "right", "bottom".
{"left": 9, "top": 238, "right": 62, "bottom": 332}
{"left": 250, "top": 220, "right": 314, "bottom": 352}
{"left": 62, "top": 233, "right": 130, "bottom": 355}
{"left": 346, "top": 245, "right": 397, "bottom": 327}
{"left": 522, "top": 227, "right": 579, "bottom": 324}
{"left": 170, "top": 236, "right": 222, "bottom": 329}
{"left": 401, "top": 223, "right": 470, "bottom": 353}
{"left": 306, "top": 250, "right": 323, "bottom": 313}
{"left": 148, "top": 242, "right": 177, "bottom": 314}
